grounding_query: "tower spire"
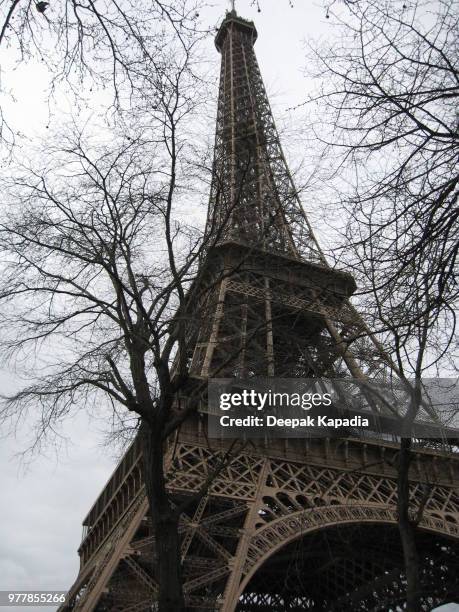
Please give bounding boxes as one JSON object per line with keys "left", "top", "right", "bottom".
{"left": 208, "top": 10, "right": 324, "bottom": 263}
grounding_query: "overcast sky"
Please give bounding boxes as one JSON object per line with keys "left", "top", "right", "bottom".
{"left": 0, "top": 1, "right": 457, "bottom": 610}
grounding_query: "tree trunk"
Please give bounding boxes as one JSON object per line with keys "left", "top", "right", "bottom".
{"left": 140, "top": 419, "right": 185, "bottom": 612}
{"left": 397, "top": 437, "right": 421, "bottom": 612}
{"left": 155, "top": 512, "right": 184, "bottom": 611}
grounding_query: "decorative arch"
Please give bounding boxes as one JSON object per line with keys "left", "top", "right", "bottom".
{"left": 235, "top": 503, "right": 459, "bottom": 604}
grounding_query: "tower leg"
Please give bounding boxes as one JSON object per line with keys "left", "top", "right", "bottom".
{"left": 221, "top": 459, "right": 269, "bottom": 611}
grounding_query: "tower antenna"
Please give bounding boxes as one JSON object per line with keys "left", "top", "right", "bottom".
{"left": 230, "top": 0, "right": 235, "bottom": 11}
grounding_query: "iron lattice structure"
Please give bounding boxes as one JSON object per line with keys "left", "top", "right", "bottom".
{"left": 61, "top": 11, "right": 459, "bottom": 612}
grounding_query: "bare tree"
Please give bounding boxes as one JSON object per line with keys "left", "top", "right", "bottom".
{"left": 302, "top": 2, "right": 459, "bottom": 608}
{"left": 0, "top": 136, "right": 186, "bottom": 610}
{"left": 326, "top": 135, "right": 459, "bottom": 609}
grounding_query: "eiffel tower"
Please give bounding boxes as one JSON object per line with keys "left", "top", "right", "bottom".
{"left": 62, "top": 9, "right": 459, "bottom": 612}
